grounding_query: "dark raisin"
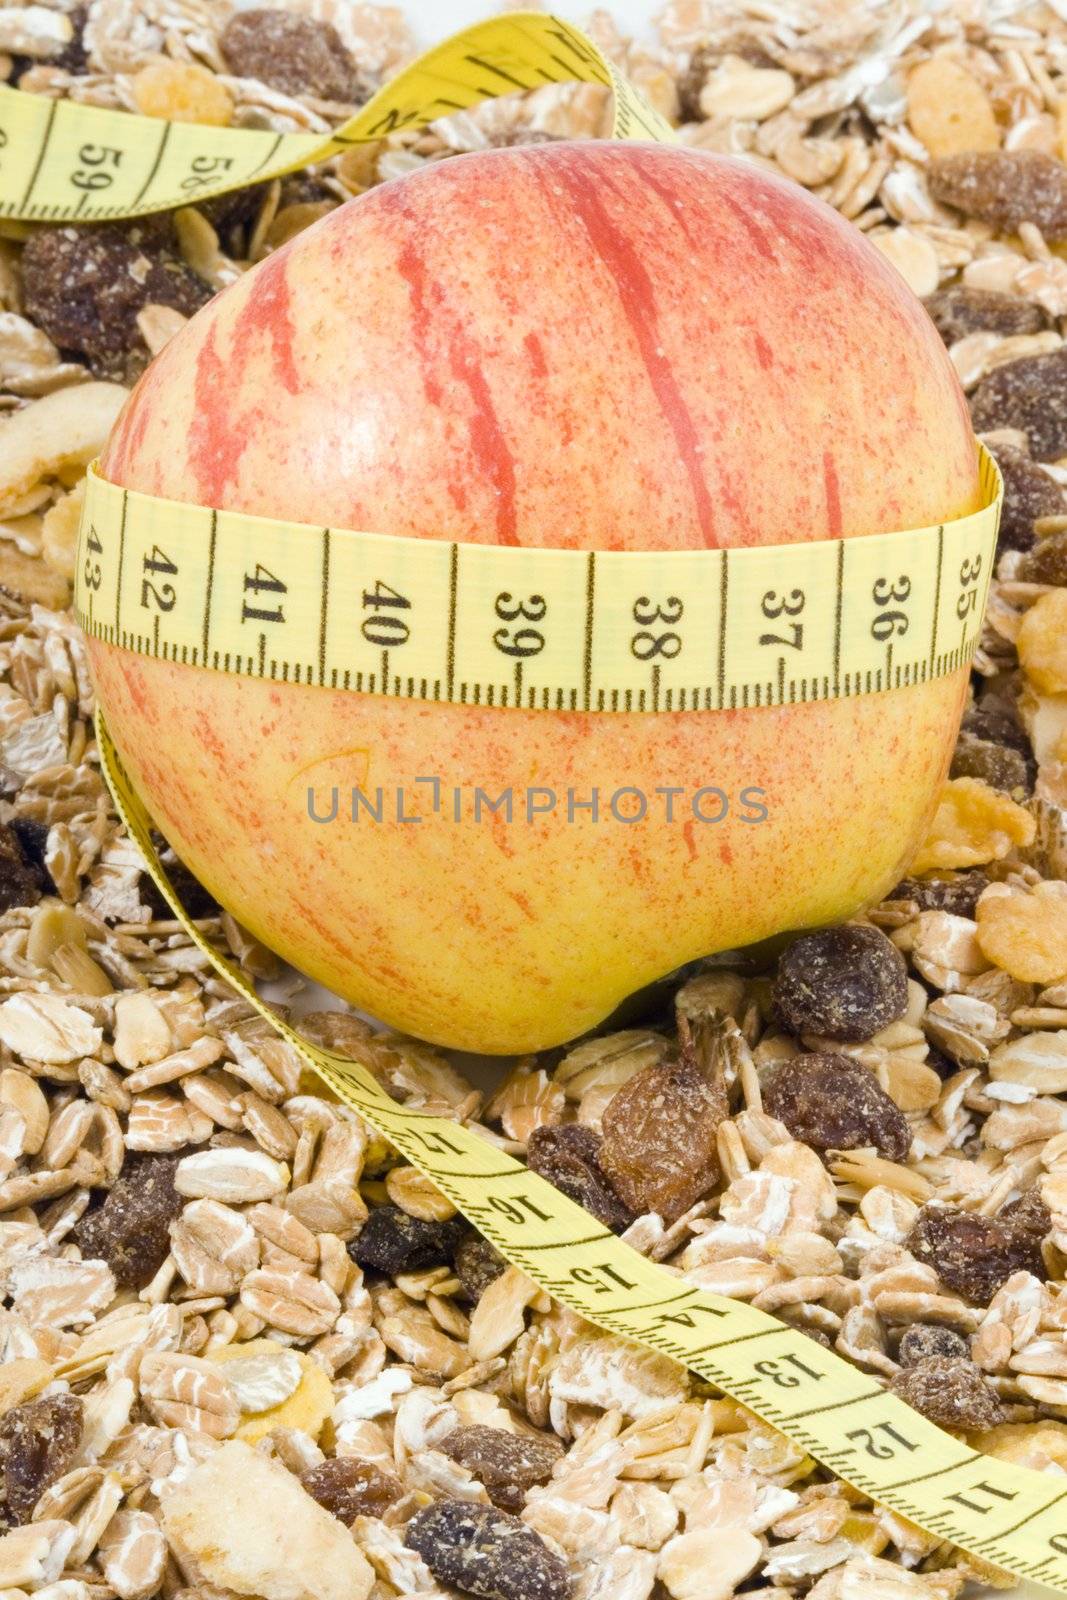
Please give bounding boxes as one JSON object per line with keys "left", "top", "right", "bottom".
{"left": 140, "top": 841, "right": 221, "bottom": 921}
{"left": 21, "top": 221, "right": 213, "bottom": 384}
{"left": 999, "top": 1187, "right": 1052, "bottom": 1256}
{"left": 772, "top": 924, "right": 908, "bottom": 1042}
{"left": 898, "top": 1325, "right": 969, "bottom": 1367}
{"left": 220, "top": 9, "right": 363, "bottom": 102}
{"left": 988, "top": 443, "right": 1066, "bottom": 553}
{"left": 888, "top": 870, "right": 990, "bottom": 918}
{"left": 908, "top": 1204, "right": 1047, "bottom": 1305}
{"left": 405, "top": 1499, "right": 571, "bottom": 1600}
{"left": 923, "top": 286, "right": 1050, "bottom": 346}
{"left": 0, "top": 1394, "right": 83, "bottom": 1526}
{"left": 8, "top": 817, "right": 51, "bottom": 878}
{"left": 453, "top": 1234, "right": 507, "bottom": 1303}
{"left": 0, "top": 822, "right": 44, "bottom": 912}
{"left": 950, "top": 732, "right": 1030, "bottom": 796}
{"left": 929, "top": 151, "right": 1067, "bottom": 240}
{"left": 599, "top": 1031, "right": 726, "bottom": 1224}
{"left": 300, "top": 1456, "right": 401, "bottom": 1523}
{"left": 74, "top": 1153, "right": 182, "bottom": 1287}
{"left": 1020, "top": 530, "right": 1067, "bottom": 586}
{"left": 971, "top": 348, "right": 1067, "bottom": 463}
{"left": 676, "top": 46, "right": 713, "bottom": 121}
{"left": 46, "top": 5, "right": 88, "bottom": 72}
{"left": 350, "top": 1204, "right": 467, "bottom": 1276}
{"left": 526, "top": 1125, "right": 634, "bottom": 1233}
{"left": 440, "top": 1425, "right": 564, "bottom": 1512}
{"left": 761, "top": 1053, "right": 911, "bottom": 1162}
{"left": 890, "top": 1357, "right": 1004, "bottom": 1430}
{"left": 961, "top": 699, "right": 1032, "bottom": 756}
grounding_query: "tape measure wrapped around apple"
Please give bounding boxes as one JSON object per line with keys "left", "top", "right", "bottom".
{"left": 27, "top": 9, "right": 1061, "bottom": 1586}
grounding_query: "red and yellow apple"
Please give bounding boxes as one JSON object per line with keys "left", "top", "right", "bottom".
{"left": 88, "top": 142, "right": 979, "bottom": 1053}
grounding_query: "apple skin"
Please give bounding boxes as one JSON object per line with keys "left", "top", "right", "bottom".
{"left": 88, "top": 141, "right": 978, "bottom": 1053}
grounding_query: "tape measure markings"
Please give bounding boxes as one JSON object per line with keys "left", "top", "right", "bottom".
{"left": 0, "top": 11, "right": 671, "bottom": 223}
{"left": 89, "top": 713, "right": 1067, "bottom": 1590}
{"left": 76, "top": 450, "right": 1000, "bottom": 714}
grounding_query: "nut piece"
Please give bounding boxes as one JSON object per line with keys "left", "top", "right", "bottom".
{"left": 906, "top": 59, "right": 998, "bottom": 157}
{"left": 162, "top": 1439, "right": 373, "bottom": 1600}
{"left": 133, "top": 60, "right": 233, "bottom": 125}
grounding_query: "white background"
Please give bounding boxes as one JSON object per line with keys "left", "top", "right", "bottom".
{"left": 401, "top": 0, "right": 657, "bottom": 43}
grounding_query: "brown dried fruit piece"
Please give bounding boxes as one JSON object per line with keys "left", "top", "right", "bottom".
{"left": 999, "top": 1187, "right": 1052, "bottom": 1255}
{"left": 0, "top": 824, "right": 44, "bottom": 913}
{"left": 406, "top": 1499, "right": 571, "bottom": 1600}
{"left": 961, "top": 700, "right": 1032, "bottom": 757}
{"left": 898, "top": 1325, "right": 969, "bottom": 1367}
{"left": 599, "top": 1029, "right": 726, "bottom": 1224}
{"left": 889, "top": 870, "right": 990, "bottom": 918}
{"left": 75, "top": 1153, "right": 183, "bottom": 1287}
{"left": 21, "top": 220, "right": 213, "bottom": 384}
{"left": 140, "top": 840, "right": 222, "bottom": 921}
{"left": 987, "top": 444, "right": 1065, "bottom": 553}
{"left": 301, "top": 1456, "right": 401, "bottom": 1524}
{"left": 0, "top": 1394, "right": 83, "bottom": 1527}
{"left": 971, "top": 348, "right": 1067, "bottom": 462}
{"left": 526, "top": 1124, "right": 634, "bottom": 1233}
{"left": 891, "top": 1357, "right": 1004, "bottom": 1430}
{"left": 1021, "top": 530, "right": 1067, "bottom": 585}
{"left": 908, "top": 1204, "right": 1047, "bottom": 1305}
{"left": 761, "top": 1053, "right": 911, "bottom": 1162}
{"left": 950, "top": 732, "right": 1030, "bottom": 797}
{"left": 924, "top": 287, "right": 1049, "bottom": 346}
{"left": 928, "top": 150, "right": 1067, "bottom": 240}
{"left": 772, "top": 924, "right": 908, "bottom": 1042}
{"left": 440, "top": 1425, "right": 564, "bottom": 1512}
{"left": 349, "top": 1204, "right": 466, "bottom": 1275}
{"left": 220, "top": 9, "right": 363, "bottom": 102}
{"left": 454, "top": 1234, "right": 508, "bottom": 1303}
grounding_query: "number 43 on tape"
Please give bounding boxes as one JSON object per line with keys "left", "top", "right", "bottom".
{"left": 95, "top": 708, "right": 1067, "bottom": 1594}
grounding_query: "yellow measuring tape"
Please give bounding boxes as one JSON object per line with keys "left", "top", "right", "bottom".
{"left": 48, "top": 5, "right": 1048, "bottom": 1580}
{"left": 75, "top": 451, "right": 1001, "bottom": 712}
{"left": 0, "top": 11, "right": 671, "bottom": 222}
{"left": 97, "top": 711, "right": 1067, "bottom": 1590}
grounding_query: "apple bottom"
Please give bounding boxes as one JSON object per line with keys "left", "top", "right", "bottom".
{"left": 89, "top": 641, "right": 967, "bottom": 1054}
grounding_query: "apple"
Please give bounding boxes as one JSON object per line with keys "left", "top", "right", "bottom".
{"left": 87, "top": 141, "right": 979, "bottom": 1053}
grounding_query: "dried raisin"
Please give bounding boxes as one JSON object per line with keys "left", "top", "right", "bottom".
{"left": 140, "top": 841, "right": 221, "bottom": 921}
{"left": 301, "top": 1456, "right": 401, "bottom": 1523}
{"left": 440, "top": 1425, "right": 564, "bottom": 1512}
{"left": 21, "top": 221, "right": 213, "bottom": 384}
{"left": 75, "top": 1153, "right": 183, "bottom": 1287}
{"left": 0, "top": 1394, "right": 83, "bottom": 1527}
{"left": 950, "top": 732, "right": 1030, "bottom": 797}
{"left": 599, "top": 1030, "right": 726, "bottom": 1224}
{"left": 898, "top": 1325, "right": 969, "bottom": 1367}
{"left": 923, "top": 287, "right": 1050, "bottom": 346}
{"left": 908, "top": 1204, "right": 1047, "bottom": 1305}
{"left": 526, "top": 1125, "right": 634, "bottom": 1233}
{"left": 761, "top": 1053, "right": 911, "bottom": 1162}
{"left": 220, "top": 10, "right": 364, "bottom": 103}
{"left": 890, "top": 1357, "right": 1004, "bottom": 1430}
{"left": 888, "top": 870, "right": 990, "bottom": 919}
{"left": 772, "top": 924, "right": 908, "bottom": 1042}
{"left": 454, "top": 1234, "right": 508, "bottom": 1303}
{"left": 929, "top": 150, "right": 1067, "bottom": 240}
{"left": 1020, "top": 530, "right": 1067, "bottom": 586}
{"left": 350, "top": 1204, "right": 467, "bottom": 1276}
{"left": 0, "top": 823, "right": 44, "bottom": 913}
{"left": 971, "top": 348, "right": 1067, "bottom": 462}
{"left": 989, "top": 443, "right": 1066, "bottom": 554}
{"left": 999, "top": 1187, "right": 1052, "bottom": 1255}
{"left": 405, "top": 1499, "right": 571, "bottom": 1600}
{"left": 961, "top": 699, "right": 1032, "bottom": 758}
